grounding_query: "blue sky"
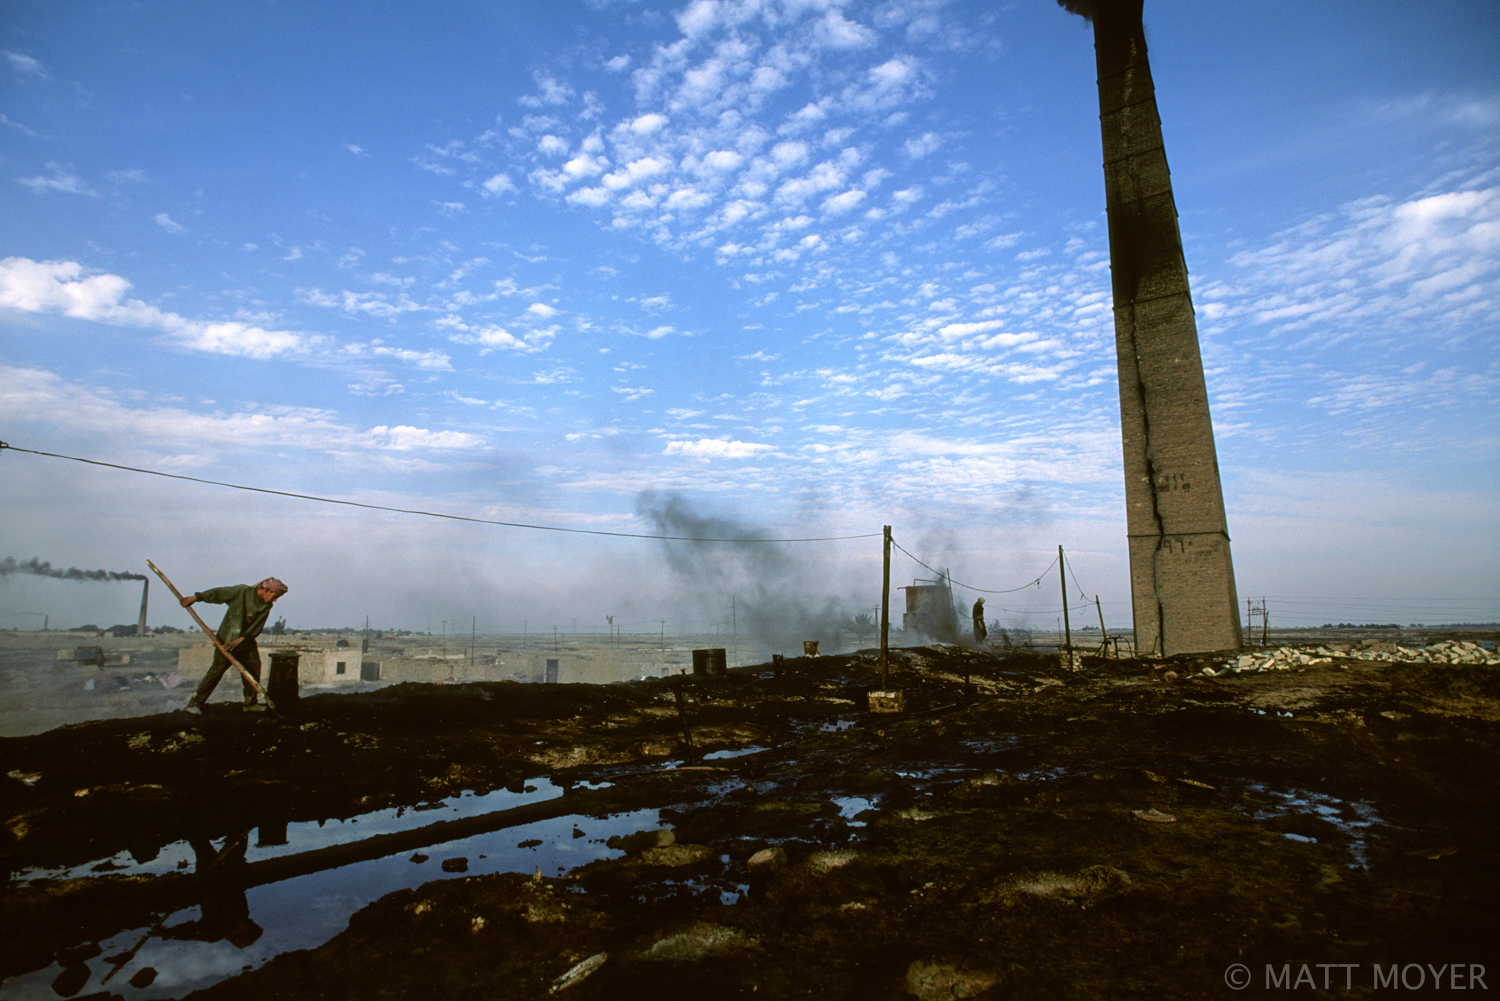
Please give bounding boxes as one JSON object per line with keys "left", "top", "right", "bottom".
{"left": 2, "top": 0, "right": 1497, "bottom": 638}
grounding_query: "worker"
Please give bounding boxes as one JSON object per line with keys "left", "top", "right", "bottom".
{"left": 972, "top": 597, "right": 987, "bottom": 645}
{"left": 181, "top": 577, "right": 288, "bottom": 714}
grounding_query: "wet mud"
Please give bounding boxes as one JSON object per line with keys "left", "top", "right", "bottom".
{"left": 3, "top": 645, "right": 1497, "bottom": 999}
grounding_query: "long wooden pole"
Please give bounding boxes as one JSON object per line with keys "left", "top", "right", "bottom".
{"left": 146, "top": 560, "right": 276, "bottom": 711}
{"left": 880, "top": 525, "right": 891, "bottom": 690}
{"left": 1095, "top": 595, "right": 1109, "bottom": 657}
{"left": 1058, "top": 545, "right": 1073, "bottom": 666}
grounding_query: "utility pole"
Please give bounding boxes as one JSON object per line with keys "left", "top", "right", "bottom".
{"left": 1095, "top": 595, "right": 1109, "bottom": 655}
{"left": 471, "top": 615, "right": 476, "bottom": 668}
{"left": 880, "top": 525, "right": 891, "bottom": 691}
{"left": 442, "top": 620, "right": 447, "bottom": 659}
{"left": 1058, "top": 545, "right": 1073, "bottom": 666}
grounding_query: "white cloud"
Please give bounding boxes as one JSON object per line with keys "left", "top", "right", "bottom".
{"left": 822, "top": 188, "right": 866, "bottom": 215}
{"left": 0, "top": 365, "right": 368, "bottom": 455}
{"left": 3, "top": 50, "right": 49, "bottom": 79}
{"left": 519, "top": 73, "right": 575, "bottom": 108}
{"left": 482, "top": 173, "right": 517, "bottom": 196}
{"left": 0, "top": 257, "right": 314, "bottom": 359}
{"left": 663, "top": 438, "right": 775, "bottom": 459}
{"left": 367, "top": 425, "right": 480, "bottom": 450}
{"left": 811, "top": 8, "right": 876, "bottom": 49}
{"left": 303, "top": 288, "right": 425, "bottom": 319}
{"left": 1219, "top": 184, "right": 1500, "bottom": 340}
{"left": 903, "top": 131, "right": 941, "bottom": 158}
{"left": 154, "top": 212, "right": 186, "bottom": 233}
{"left": 2, "top": 113, "right": 38, "bottom": 137}
{"left": 444, "top": 319, "right": 555, "bottom": 354}
{"left": 365, "top": 345, "right": 453, "bottom": 371}
{"left": 17, "top": 163, "right": 97, "bottom": 197}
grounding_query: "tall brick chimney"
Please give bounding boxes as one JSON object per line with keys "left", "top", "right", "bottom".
{"left": 1065, "top": 0, "right": 1242, "bottom": 655}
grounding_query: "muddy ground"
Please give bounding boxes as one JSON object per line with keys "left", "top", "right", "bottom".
{"left": 3, "top": 644, "right": 1498, "bottom": 999}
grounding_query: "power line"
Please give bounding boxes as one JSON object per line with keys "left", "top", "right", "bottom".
{"left": 1064, "top": 553, "right": 1092, "bottom": 603}
{"left": 0, "top": 442, "right": 880, "bottom": 545}
{"left": 889, "top": 535, "right": 1057, "bottom": 595}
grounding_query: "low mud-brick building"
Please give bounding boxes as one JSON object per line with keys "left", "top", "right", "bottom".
{"left": 1065, "top": 0, "right": 1242, "bottom": 655}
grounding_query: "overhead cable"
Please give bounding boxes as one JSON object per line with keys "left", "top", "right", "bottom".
{"left": 889, "top": 536, "right": 1057, "bottom": 595}
{"left": 0, "top": 442, "right": 880, "bottom": 544}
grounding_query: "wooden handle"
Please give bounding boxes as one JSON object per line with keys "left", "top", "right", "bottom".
{"left": 146, "top": 560, "right": 276, "bottom": 712}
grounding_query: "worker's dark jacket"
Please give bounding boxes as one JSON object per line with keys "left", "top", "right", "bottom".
{"left": 194, "top": 585, "right": 274, "bottom": 647}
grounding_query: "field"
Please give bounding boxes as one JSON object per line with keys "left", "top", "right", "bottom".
{"left": 2, "top": 629, "right": 1497, "bottom": 999}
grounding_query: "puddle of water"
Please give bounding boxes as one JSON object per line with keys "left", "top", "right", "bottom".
{"left": 16, "top": 779, "right": 614, "bottom": 885}
{"left": 957, "top": 736, "right": 1021, "bottom": 753}
{"left": 700, "top": 745, "right": 767, "bottom": 761}
{"left": 1240, "top": 784, "right": 1382, "bottom": 869}
{"left": 833, "top": 796, "right": 879, "bottom": 827}
{"left": 820, "top": 719, "right": 857, "bottom": 733}
{"left": 635, "top": 855, "right": 748, "bottom": 907}
{"left": 3, "top": 793, "right": 659, "bottom": 1001}
{"left": 1283, "top": 832, "right": 1318, "bottom": 844}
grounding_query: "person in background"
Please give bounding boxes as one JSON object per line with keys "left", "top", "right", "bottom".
{"left": 181, "top": 577, "right": 288, "bottom": 714}
{"left": 972, "top": 597, "right": 988, "bottom": 646}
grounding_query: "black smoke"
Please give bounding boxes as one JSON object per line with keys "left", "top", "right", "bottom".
{"left": 0, "top": 557, "right": 147, "bottom": 582}
{"left": 635, "top": 492, "right": 867, "bottom": 654}
{"left": 1055, "top": 0, "right": 1143, "bottom": 24}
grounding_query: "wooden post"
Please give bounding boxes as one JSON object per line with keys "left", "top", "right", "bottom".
{"left": 1095, "top": 595, "right": 1108, "bottom": 655}
{"left": 1058, "top": 545, "right": 1073, "bottom": 667}
{"left": 880, "top": 525, "right": 891, "bottom": 691}
{"left": 673, "top": 684, "right": 697, "bottom": 763}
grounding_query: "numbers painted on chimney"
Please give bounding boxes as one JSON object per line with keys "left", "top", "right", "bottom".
{"left": 1161, "top": 536, "right": 1194, "bottom": 555}
{"left": 1154, "top": 472, "right": 1191, "bottom": 492}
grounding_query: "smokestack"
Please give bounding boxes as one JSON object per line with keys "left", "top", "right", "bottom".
{"left": 1064, "top": 0, "right": 1242, "bottom": 655}
{"left": 137, "top": 578, "right": 149, "bottom": 637}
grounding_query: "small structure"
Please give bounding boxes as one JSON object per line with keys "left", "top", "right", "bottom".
{"left": 267, "top": 652, "right": 300, "bottom": 705}
{"left": 901, "top": 576, "right": 959, "bottom": 644}
{"left": 692, "top": 648, "right": 727, "bottom": 675}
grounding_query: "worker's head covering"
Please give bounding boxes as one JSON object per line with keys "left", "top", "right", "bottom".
{"left": 257, "top": 577, "right": 289, "bottom": 596}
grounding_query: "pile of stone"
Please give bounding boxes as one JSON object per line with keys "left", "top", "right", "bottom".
{"left": 1217, "top": 647, "right": 1337, "bottom": 674}
{"left": 1358, "top": 639, "right": 1500, "bottom": 666}
{"left": 1214, "top": 640, "right": 1499, "bottom": 675}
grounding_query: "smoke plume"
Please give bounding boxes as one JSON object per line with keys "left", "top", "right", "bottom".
{"left": 1, "top": 557, "right": 147, "bottom": 582}
{"left": 635, "top": 492, "right": 869, "bottom": 653}
{"left": 1055, "top": 0, "right": 1142, "bottom": 23}
{"left": 1056, "top": 0, "right": 1100, "bottom": 19}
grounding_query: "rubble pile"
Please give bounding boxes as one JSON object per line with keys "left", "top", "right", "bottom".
{"left": 1218, "top": 640, "right": 1500, "bottom": 674}
{"left": 1355, "top": 639, "right": 1500, "bottom": 665}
